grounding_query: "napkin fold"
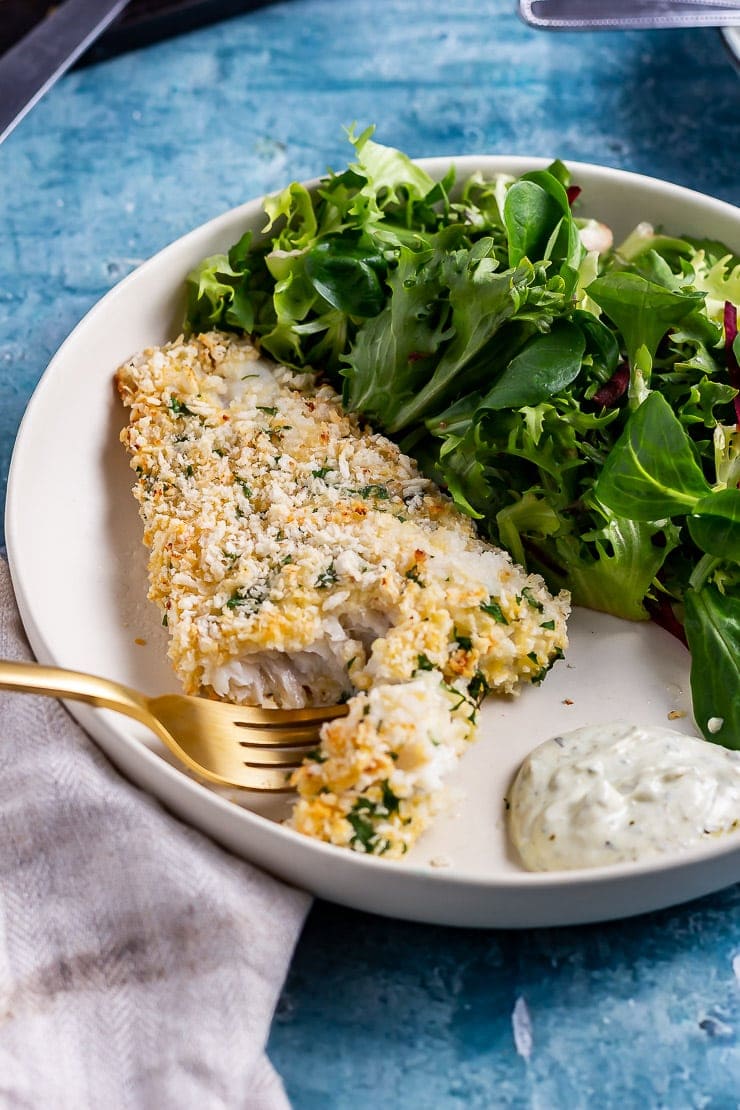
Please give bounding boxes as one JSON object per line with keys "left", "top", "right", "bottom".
{"left": 0, "top": 558, "right": 309, "bottom": 1109}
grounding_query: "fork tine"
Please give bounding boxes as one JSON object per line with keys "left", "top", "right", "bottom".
{"left": 241, "top": 748, "right": 307, "bottom": 770}
{"left": 229, "top": 703, "right": 349, "bottom": 728}
{"left": 237, "top": 727, "right": 323, "bottom": 747}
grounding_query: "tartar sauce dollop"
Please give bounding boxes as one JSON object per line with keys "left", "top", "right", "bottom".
{"left": 509, "top": 721, "right": 740, "bottom": 871}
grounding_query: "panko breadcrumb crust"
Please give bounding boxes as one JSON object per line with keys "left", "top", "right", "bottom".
{"left": 116, "top": 332, "right": 570, "bottom": 857}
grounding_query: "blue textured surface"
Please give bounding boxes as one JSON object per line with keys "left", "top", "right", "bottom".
{"left": 1, "top": 2, "right": 739, "bottom": 1105}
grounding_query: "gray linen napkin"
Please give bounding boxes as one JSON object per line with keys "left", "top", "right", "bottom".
{"left": 0, "top": 558, "right": 310, "bottom": 1109}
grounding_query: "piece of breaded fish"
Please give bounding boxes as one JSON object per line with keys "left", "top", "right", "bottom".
{"left": 116, "top": 331, "right": 570, "bottom": 857}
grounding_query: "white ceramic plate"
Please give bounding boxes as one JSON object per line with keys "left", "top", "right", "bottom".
{"left": 6, "top": 157, "right": 740, "bottom": 928}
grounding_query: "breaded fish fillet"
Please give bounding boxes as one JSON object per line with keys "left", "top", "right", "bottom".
{"left": 116, "top": 331, "right": 569, "bottom": 856}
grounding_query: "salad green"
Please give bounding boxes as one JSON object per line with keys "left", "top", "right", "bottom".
{"left": 184, "top": 127, "right": 740, "bottom": 748}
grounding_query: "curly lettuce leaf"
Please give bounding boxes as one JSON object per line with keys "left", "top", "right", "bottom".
{"left": 348, "top": 125, "right": 437, "bottom": 211}
{"left": 342, "top": 240, "right": 567, "bottom": 433}
{"left": 689, "top": 251, "right": 740, "bottom": 321}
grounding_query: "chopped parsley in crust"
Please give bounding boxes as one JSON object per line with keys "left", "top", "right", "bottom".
{"left": 116, "top": 331, "right": 570, "bottom": 857}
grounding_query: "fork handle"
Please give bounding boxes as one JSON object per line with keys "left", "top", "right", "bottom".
{"left": 0, "top": 659, "right": 153, "bottom": 726}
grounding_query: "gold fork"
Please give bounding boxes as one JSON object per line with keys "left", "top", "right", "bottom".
{"left": 0, "top": 660, "right": 349, "bottom": 791}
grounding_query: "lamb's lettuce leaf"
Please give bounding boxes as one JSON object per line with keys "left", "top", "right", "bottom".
{"left": 594, "top": 391, "right": 712, "bottom": 520}
{"left": 684, "top": 584, "right": 740, "bottom": 749}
